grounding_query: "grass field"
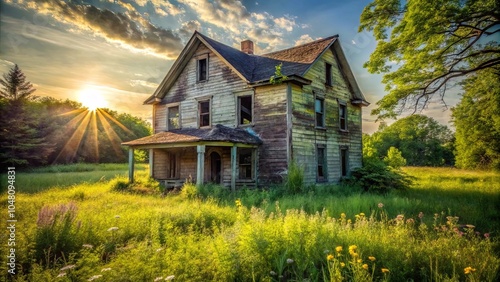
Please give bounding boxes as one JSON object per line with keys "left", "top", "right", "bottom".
{"left": 0, "top": 165, "right": 499, "bottom": 281}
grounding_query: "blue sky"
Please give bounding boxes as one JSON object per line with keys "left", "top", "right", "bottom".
{"left": 0, "top": 0, "right": 455, "bottom": 133}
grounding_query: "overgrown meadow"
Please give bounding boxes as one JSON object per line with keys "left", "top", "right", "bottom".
{"left": 1, "top": 165, "right": 499, "bottom": 281}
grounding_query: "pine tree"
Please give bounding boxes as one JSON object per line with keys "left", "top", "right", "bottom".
{"left": 0, "top": 64, "right": 36, "bottom": 101}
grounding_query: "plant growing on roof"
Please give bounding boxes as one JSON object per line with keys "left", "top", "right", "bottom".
{"left": 269, "top": 63, "right": 288, "bottom": 84}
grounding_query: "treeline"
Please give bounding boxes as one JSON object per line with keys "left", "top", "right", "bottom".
{"left": 365, "top": 69, "right": 500, "bottom": 171}
{"left": 0, "top": 65, "right": 151, "bottom": 169}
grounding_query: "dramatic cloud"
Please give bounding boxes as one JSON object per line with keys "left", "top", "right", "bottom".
{"left": 294, "top": 34, "right": 314, "bottom": 46}
{"left": 7, "top": 0, "right": 184, "bottom": 59}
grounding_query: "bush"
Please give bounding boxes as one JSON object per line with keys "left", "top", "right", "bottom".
{"left": 180, "top": 181, "right": 199, "bottom": 199}
{"left": 347, "top": 158, "right": 412, "bottom": 194}
{"left": 285, "top": 161, "right": 304, "bottom": 194}
{"left": 383, "top": 146, "right": 407, "bottom": 168}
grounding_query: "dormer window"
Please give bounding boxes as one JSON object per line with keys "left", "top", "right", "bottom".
{"left": 325, "top": 62, "right": 332, "bottom": 86}
{"left": 197, "top": 57, "right": 208, "bottom": 82}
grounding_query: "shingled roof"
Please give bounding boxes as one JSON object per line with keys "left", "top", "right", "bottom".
{"left": 122, "top": 124, "right": 262, "bottom": 147}
{"left": 146, "top": 31, "right": 368, "bottom": 105}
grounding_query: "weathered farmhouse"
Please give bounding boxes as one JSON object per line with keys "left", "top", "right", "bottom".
{"left": 123, "top": 31, "right": 369, "bottom": 190}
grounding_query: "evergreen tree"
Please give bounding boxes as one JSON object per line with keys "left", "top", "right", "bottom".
{"left": 0, "top": 64, "right": 36, "bottom": 101}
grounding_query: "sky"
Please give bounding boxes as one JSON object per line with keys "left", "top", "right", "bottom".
{"left": 0, "top": 0, "right": 458, "bottom": 134}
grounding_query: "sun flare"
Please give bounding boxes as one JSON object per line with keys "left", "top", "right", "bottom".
{"left": 78, "top": 86, "right": 108, "bottom": 111}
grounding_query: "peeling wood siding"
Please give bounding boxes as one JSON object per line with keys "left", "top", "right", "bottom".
{"left": 253, "top": 84, "right": 288, "bottom": 184}
{"left": 154, "top": 44, "right": 248, "bottom": 133}
{"left": 292, "top": 48, "right": 363, "bottom": 184}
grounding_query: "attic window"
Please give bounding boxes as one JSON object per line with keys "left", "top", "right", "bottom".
{"left": 325, "top": 62, "right": 332, "bottom": 86}
{"left": 167, "top": 105, "right": 180, "bottom": 130}
{"left": 197, "top": 57, "right": 208, "bottom": 82}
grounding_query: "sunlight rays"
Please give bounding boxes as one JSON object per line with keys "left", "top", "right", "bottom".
{"left": 53, "top": 107, "right": 132, "bottom": 163}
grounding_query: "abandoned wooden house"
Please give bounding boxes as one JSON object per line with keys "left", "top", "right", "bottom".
{"left": 123, "top": 31, "right": 369, "bottom": 190}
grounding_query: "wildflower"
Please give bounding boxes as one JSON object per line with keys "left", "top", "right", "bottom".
{"left": 359, "top": 212, "right": 365, "bottom": 217}
{"left": 286, "top": 258, "right": 294, "bottom": 264}
{"left": 347, "top": 219, "right": 352, "bottom": 224}
{"left": 340, "top": 213, "right": 346, "bottom": 218}
{"left": 101, "top": 268, "right": 111, "bottom": 272}
{"left": 464, "top": 266, "right": 476, "bottom": 275}
{"left": 60, "top": 265, "right": 76, "bottom": 271}
{"left": 378, "top": 203, "right": 384, "bottom": 208}
{"left": 362, "top": 264, "right": 368, "bottom": 270}
{"left": 156, "top": 248, "right": 164, "bottom": 252}
{"left": 335, "top": 246, "right": 343, "bottom": 253}
{"left": 368, "top": 256, "right": 376, "bottom": 262}
{"left": 57, "top": 273, "right": 67, "bottom": 278}
{"left": 357, "top": 259, "right": 362, "bottom": 263}
{"left": 418, "top": 212, "right": 424, "bottom": 219}
{"left": 465, "top": 224, "right": 475, "bottom": 229}
{"left": 327, "top": 254, "right": 334, "bottom": 261}
{"left": 82, "top": 244, "right": 94, "bottom": 249}
{"left": 406, "top": 218, "right": 415, "bottom": 224}
{"left": 165, "top": 275, "right": 175, "bottom": 280}
{"left": 484, "top": 233, "right": 490, "bottom": 238}
{"left": 381, "top": 268, "right": 390, "bottom": 273}
{"left": 88, "top": 275, "right": 102, "bottom": 281}
{"left": 114, "top": 215, "right": 120, "bottom": 219}
{"left": 154, "top": 277, "right": 164, "bottom": 282}
{"left": 270, "top": 271, "right": 277, "bottom": 276}
{"left": 235, "top": 199, "right": 242, "bottom": 208}
{"left": 107, "top": 227, "right": 119, "bottom": 232}
{"left": 340, "top": 262, "right": 345, "bottom": 268}
{"left": 348, "top": 245, "right": 357, "bottom": 253}
{"left": 396, "top": 214, "right": 404, "bottom": 221}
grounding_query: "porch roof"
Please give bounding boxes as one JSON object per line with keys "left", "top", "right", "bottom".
{"left": 122, "top": 124, "right": 262, "bottom": 148}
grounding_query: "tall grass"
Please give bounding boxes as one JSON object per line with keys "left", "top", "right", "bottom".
{"left": 0, "top": 166, "right": 498, "bottom": 281}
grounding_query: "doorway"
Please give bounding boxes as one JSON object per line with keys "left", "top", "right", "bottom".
{"left": 210, "top": 151, "right": 222, "bottom": 184}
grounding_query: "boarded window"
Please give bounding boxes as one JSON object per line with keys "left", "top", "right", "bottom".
{"left": 239, "top": 148, "right": 253, "bottom": 179}
{"left": 197, "top": 58, "right": 207, "bottom": 82}
{"left": 167, "top": 106, "right": 180, "bottom": 130}
{"left": 340, "top": 147, "right": 349, "bottom": 177}
{"left": 325, "top": 63, "right": 332, "bottom": 86}
{"left": 339, "top": 103, "right": 347, "bottom": 131}
{"left": 238, "top": 95, "right": 253, "bottom": 125}
{"left": 199, "top": 100, "right": 210, "bottom": 127}
{"left": 315, "top": 98, "right": 324, "bottom": 128}
{"left": 317, "top": 145, "right": 326, "bottom": 182}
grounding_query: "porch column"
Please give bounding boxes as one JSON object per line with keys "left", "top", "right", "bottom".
{"left": 231, "top": 145, "right": 237, "bottom": 192}
{"left": 149, "top": 149, "right": 154, "bottom": 177}
{"left": 196, "top": 145, "right": 206, "bottom": 186}
{"left": 128, "top": 148, "right": 135, "bottom": 183}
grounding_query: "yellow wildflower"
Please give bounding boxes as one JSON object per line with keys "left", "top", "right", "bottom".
{"left": 327, "top": 254, "right": 334, "bottom": 261}
{"left": 360, "top": 212, "right": 365, "bottom": 217}
{"left": 348, "top": 245, "right": 357, "bottom": 252}
{"left": 368, "top": 256, "right": 376, "bottom": 262}
{"left": 464, "top": 266, "right": 476, "bottom": 274}
{"left": 335, "top": 246, "right": 343, "bottom": 253}
{"left": 357, "top": 259, "right": 362, "bottom": 263}
{"left": 340, "top": 262, "right": 346, "bottom": 268}
{"left": 381, "top": 268, "right": 390, "bottom": 274}
{"left": 362, "top": 264, "right": 368, "bottom": 270}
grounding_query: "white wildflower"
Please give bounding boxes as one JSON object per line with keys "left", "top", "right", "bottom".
{"left": 107, "top": 227, "right": 119, "bottom": 232}
{"left": 165, "top": 275, "right": 175, "bottom": 280}
{"left": 60, "top": 264, "right": 76, "bottom": 271}
{"left": 88, "top": 275, "right": 102, "bottom": 281}
{"left": 101, "top": 268, "right": 112, "bottom": 272}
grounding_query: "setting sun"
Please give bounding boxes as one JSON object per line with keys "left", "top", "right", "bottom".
{"left": 78, "top": 86, "right": 108, "bottom": 111}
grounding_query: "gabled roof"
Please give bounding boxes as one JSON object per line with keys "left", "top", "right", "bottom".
{"left": 122, "top": 124, "right": 262, "bottom": 147}
{"left": 145, "top": 31, "right": 368, "bottom": 105}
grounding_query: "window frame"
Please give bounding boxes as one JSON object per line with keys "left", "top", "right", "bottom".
{"left": 325, "top": 62, "right": 333, "bottom": 86}
{"left": 197, "top": 99, "right": 211, "bottom": 128}
{"left": 196, "top": 55, "right": 209, "bottom": 82}
{"left": 340, "top": 146, "right": 349, "bottom": 177}
{"left": 238, "top": 148, "right": 254, "bottom": 180}
{"left": 166, "top": 103, "right": 181, "bottom": 131}
{"left": 315, "top": 97, "right": 325, "bottom": 129}
{"left": 316, "top": 144, "right": 327, "bottom": 182}
{"left": 339, "top": 101, "right": 348, "bottom": 131}
{"left": 237, "top": 95, "right": 254, "bottom": 126}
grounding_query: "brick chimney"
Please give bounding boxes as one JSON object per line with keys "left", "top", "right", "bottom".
{"left": 241, "top": 39, "right": 254, "bottom": 54}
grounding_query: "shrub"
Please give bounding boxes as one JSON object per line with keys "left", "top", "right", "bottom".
{"left": 383, "top": 146, "right": 406, "bottom": 168}
{"left": 347, "top": 158, "right": 412, "bottom": 194}
{"left": 285, "top": 161, "right": 304, "bottom": 194}
{"left": 180, "top": 181, "right": 198, "bottom": 199}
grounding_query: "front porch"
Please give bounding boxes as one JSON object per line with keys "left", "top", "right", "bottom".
{"left": 122, "top": 125, "right": 262, "bottom": 191}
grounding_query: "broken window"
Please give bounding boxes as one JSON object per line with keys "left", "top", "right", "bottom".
{"left": 167, "top": 105, "right": 180, "bottom": 130}
{"left": 238, "top": 95, "right": 253, "bottom": 125}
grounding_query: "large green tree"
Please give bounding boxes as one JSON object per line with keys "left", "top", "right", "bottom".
{"left": 359, "top": 0, "right": 499, "bottom": 119}
{"left": 452, "top": 70, "right": 500, "bottom": 170}
{"left": 0, "top": 64, "right": 36, "bottom": 101}
{"left": 364, "top": 115, "right": 455, "bottom": 166}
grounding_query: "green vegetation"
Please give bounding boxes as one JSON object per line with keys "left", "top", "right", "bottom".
{"left": 1, "top": 165, "right": 499, "bottom": 281}
{"left": 359, "top": 0, "right": 499, "bottom": 119}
